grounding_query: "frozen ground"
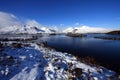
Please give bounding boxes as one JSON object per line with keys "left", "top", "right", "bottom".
{"left": 0, "top": 42, "right": 119, "bottom": 80}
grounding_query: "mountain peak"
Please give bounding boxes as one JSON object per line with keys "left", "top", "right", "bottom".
{"left": 26, "top": 20, "right": 42, "bottom": 28}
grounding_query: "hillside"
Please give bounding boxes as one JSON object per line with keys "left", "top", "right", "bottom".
{"left": 107, "top": 30, "right": 120, "bottom": 35}
{"left": 0, "top": 20, "right": 58, "bottom": 34}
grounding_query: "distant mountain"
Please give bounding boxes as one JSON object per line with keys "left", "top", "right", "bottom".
{"left": 49, "top": 29, "right": 56, "bottom": 33}
{"left": 0, "top": 20, "right": 59, "bottom": 34}
{"left": 63, "top": 26, "right": 112, "bottom": 33}
{"left": 0, "top": 25, "right": 57, "bottom": 34}
{"left": 0, "top": 25, "right": 58, "bottom": 34}
{"left": 0, "top": 24, "right": 114, "bottom": 34}
{"left": 22, "top": 25, "right": 51, "bottom": 34}
{"left": 107, "top": 30, "right": 120, "bottom": 35}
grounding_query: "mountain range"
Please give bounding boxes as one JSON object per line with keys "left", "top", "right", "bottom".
{"left": 0, "top": 20, "right": 58, "bottom": 34}
{"left": 0, "top": 11, "right": 116, "bottom": 34}
{"left": 0, "top": 25, "right": 113, "bottom": 34}
{"left": 63, "top": 26, "right": 112, "bottom": 33}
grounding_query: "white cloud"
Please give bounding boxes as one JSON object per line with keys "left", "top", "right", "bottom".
{"left": 0, "top": 11, "right": 21, "bottom": 27}
{"left": 60, "top": 24, "right": 64, "bottom": 26}
{"left": 74, "top": 22, "right": 79, "bottom": 26}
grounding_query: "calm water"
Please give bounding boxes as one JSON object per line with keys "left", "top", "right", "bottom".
{"left": 44, "top": 34, "right": 120, "bottom": 72}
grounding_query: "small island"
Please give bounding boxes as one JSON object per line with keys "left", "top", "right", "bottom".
{"left": 49, "top": 33, "right": 57, "bottom": 35}
{"left": 66, "top": 32, "right": 87, "bottom": 37}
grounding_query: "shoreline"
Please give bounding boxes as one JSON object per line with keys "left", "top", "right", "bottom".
{"left": 44, "top": 45, "right": 120, "bottom": 74}
{"left": 1, "top": 36, "right": 119, "bottom": 74}
{"left": 94, "top": 36, "right": 120, "bottom": 40}
{"left": 0, "top": 41, "right": 119, "bottom": 79}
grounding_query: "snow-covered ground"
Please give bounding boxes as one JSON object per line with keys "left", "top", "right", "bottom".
{"left": 0, "top": 42, "right": 119, "bottom": 80}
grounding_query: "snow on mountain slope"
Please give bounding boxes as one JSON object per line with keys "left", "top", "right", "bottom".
{"left": 63, "top": 26, "right": 112, "bottom": 33}
{"left": 0, "top": 21, "right": 58, "bottom": 34}
{"left": 49, "top": 26, "right": 59, "bottom": 33}
{"left": 24, "top": 20, "right": 50, "bottom": 33}
{"left": 24, "top": 20, "right": 58, "bottom": 33}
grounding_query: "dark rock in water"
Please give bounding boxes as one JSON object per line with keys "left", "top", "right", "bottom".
{"left": 49, "top": 33, "right": 57, "bottom": 35}
{"left": 42, "top": 41, "right": 47, "bottom": 47}
{"left": 107, "top": 30, "right": 120, "bottom": 35}
{"left": 66, "top": 32, "right": 87, "bottom": 37}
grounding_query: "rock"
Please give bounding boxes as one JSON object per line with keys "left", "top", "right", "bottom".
{"left": 68, "top": 62, "right": 73, "bottom": 68}
{"left": 72, "top": 68, "right": 83, "bottom": 78}
{"left": 12, "top": 43, "right": 22, "bottom": 48}
{"left": 69, "top": 77, "right": 76, "bottom": 80}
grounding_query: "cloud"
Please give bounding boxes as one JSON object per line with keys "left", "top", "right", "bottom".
{"left": 0, "top": 11, "right": 21, "bottom": 27}
{"left": 60, "top": 24, "right": 64, "bottom": 26}
{"left": 74, "top": 22, "right": 79, "bottom": 26}
{"left": 0, "top": 11, "right": 44, "bottom": 28}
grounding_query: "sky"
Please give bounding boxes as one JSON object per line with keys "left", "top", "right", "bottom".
{"left": 0, "top": 0, "right": 120, "bottom": 30}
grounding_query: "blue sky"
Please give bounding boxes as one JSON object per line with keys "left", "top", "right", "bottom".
{"left": 0, "top": 0, "right": 120, "bottom": 29}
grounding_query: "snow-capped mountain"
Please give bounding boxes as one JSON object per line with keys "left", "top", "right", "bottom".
{"left": 23, "top": 20, "right": 52, "bottom": 33}
{"left": 0, "top": 20, "right": 58, "bottom": 34}
{"left": 22, "top": 25, "right": 51, "bottom": 34}
{"left": 0, "top": 25, "right": 53, "bottom": 34}
{"left": 63, "top": 26, "right": 112, "bottom": 33}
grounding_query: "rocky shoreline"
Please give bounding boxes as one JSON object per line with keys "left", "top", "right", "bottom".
{"left": 0, "top": 37, "right": 120, "bottom": 80}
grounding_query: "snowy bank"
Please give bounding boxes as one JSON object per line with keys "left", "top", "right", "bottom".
{"left": 0, "top": 42, "right": 119, "bottom": 80}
